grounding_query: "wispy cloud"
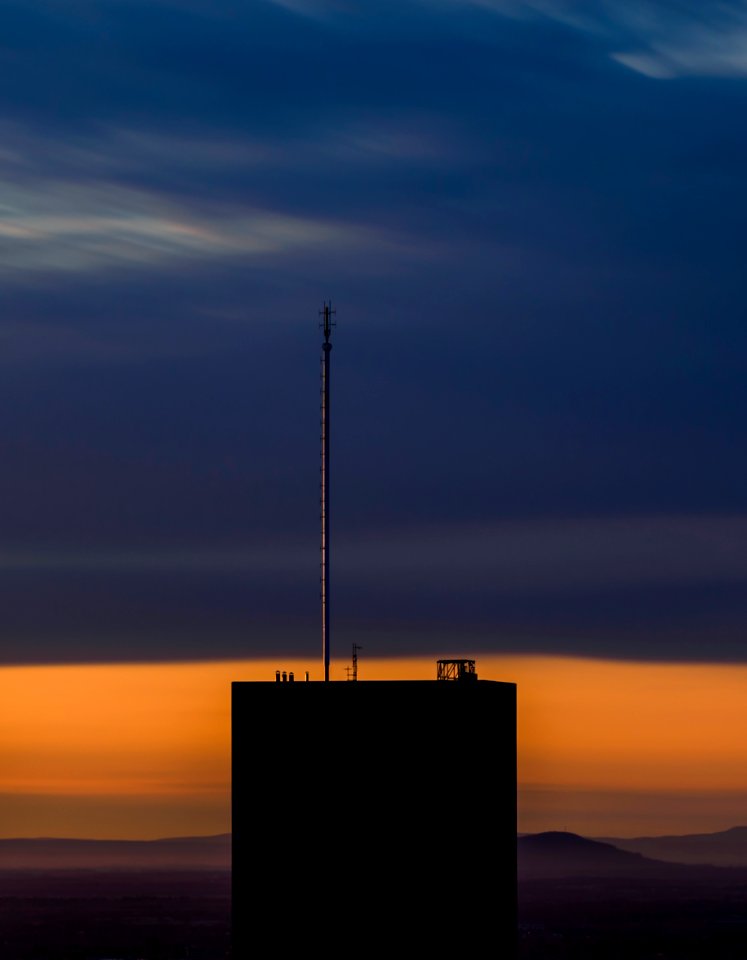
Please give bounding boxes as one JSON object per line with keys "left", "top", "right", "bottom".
{"left": 332, "top": 514, "right": 747, "bottom": 594}
{"left": 6, "top": 513, "right": 746, "bottom": 591}
{"left": 0, "top": 178, "right": 374, "bottom": 277}
{"left": 612, "top": 21, "right": 747, "bottom": 79}
{"left": 0, "top": 544, "right": 312, "bottom": 575}
{"left": 454, "top": 0, "right": 747, "bottom": 78}
{"left": 0, "top": 114, "right": 466, "bottom": 282}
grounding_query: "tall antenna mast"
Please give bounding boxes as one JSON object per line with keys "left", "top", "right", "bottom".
{"left": 320, "top": 300, "right": 335, "bottom": 682}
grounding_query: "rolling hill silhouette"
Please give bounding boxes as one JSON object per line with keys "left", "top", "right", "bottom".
{"left": 518, "top": 831, "right": 702, "bottom": 880}
{"left": 4, "top": 827, "right": 746, "bottom": 875}
{"left": 0, "top": 834, "right": 231, "bottom": 870}
{"left": 594, "top": 825, "right": 747, "bottom": 867}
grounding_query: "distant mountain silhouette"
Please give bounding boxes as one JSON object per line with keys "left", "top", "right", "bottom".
{"left": 6, "top": 827, "right": 746, "bottom": 874}
{"left": 518, "top": 831, "right": 691, "bottom": 880}
{"left": 0, "top": 834, "right": 231, "bottom": 871}
{"left": 594, "top": 826, "right": 747, "bottom": 868}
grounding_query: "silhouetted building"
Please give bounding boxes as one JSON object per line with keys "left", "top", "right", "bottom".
{"left": 232, "top": 662, "right": 517, "bottom": 957}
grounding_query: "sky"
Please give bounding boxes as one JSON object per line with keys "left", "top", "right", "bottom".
{"left": 0, "top": 0, "right": 746, "bottom": 839}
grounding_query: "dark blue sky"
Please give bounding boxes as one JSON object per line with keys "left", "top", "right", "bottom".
{"left": 0, "top": 0, "right": 746, "bottom": 664}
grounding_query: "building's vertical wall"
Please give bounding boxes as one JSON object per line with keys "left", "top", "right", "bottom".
{"left": 232, "top": 679, "right": 517, "bottom": 958}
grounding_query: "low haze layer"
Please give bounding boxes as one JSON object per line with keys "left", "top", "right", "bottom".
{"left": 1, "top": 656, "right": 745, "bottom": 839}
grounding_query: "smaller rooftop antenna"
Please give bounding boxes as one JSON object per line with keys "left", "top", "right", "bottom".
{"left": 351, "top": 643, "right": 362, "bottom": 681}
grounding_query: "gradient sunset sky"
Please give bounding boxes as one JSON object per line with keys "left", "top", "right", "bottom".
{"left": 0, "top": 0, "right": 746, "bottom": 840}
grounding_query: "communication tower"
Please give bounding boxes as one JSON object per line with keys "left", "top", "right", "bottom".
{"left": 320, "top": 301, "right": 335, "bottom": 681}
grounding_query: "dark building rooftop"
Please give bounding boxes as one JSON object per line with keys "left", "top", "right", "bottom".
{"left": 232, "top": 664, "right": 517, "bottom": 957}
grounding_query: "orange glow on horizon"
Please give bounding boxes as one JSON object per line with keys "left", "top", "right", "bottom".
{"left": 0, "top": 655, "right": 745, "bottom": 838}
